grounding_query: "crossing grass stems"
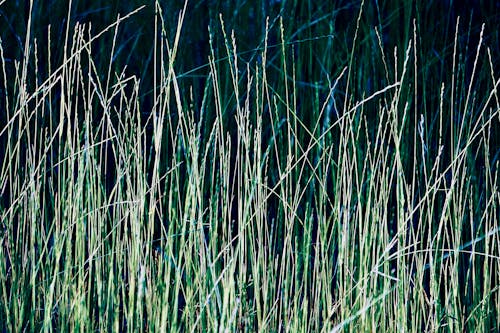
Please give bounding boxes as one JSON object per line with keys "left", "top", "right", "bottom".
{"left": 0, "top": 0, "right": 499, "bottom": 331}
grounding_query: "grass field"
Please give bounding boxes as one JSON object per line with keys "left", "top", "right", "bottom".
{"left": 1, "top": 0, "right": 499, "bottom": 331}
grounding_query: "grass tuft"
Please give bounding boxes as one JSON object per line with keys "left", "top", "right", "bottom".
{"left": 0, "top": 1, "right": 499, "bottom": 331}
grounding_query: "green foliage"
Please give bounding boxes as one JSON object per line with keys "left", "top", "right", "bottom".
{"left": 0, "top": 0, "right": 499, "bottom": 331}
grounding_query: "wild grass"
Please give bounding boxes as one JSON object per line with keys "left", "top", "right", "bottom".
{"left": 0, "top": 1, "right": 499, "bottom": 332}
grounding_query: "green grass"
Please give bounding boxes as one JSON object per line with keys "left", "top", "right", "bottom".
{"left": 0, "top": 1, "right": 499, "bottom": 331}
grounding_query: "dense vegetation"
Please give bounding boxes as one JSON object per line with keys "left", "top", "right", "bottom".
{"left": 1, "top": 0, "right": 499, "bottom": 331}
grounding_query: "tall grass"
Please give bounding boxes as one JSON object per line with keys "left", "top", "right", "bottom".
{"left": 1, "top": 1, "right": 499, "bottom": 331}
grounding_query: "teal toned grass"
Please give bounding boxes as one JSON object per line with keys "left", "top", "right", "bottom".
{"left": 0, "top": 1, "right": 499, "bottom": 332}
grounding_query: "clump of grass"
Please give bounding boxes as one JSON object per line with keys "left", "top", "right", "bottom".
{"left": 0, "top": 1, "right": 499, "bottom": 332}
